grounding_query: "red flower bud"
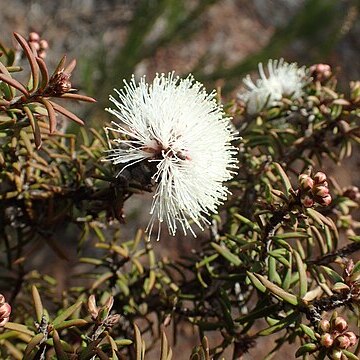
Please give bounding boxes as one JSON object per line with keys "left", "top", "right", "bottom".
{"left": 301, "top": 195, "right": 314, "bottom": 208}
{"left": 0, "top": 317, "right": 9, "bottom": 327}
{"left": 333, "top": 317, "right": 348, "bottom": 332}
{"left": 319, "top": 319, "right": 331, "bottom": 333}
{"left": 0, "top": 302, "right": 11, "bottom": 319}
{"left": 314, "top": 172, "right": 327, "bottom": 184}
{"left": 39, "top": 39, "right": 49, "bottom": 50}
{"left": 318, "top": 194, "right": 332, "bottom": 206}
{"left": 336, "top": 335, "right": 351, "bottom": 349}
{"left": 320, "top": 333, "right": 334, "bottom": 348}
{"left": 29, "top": 32, "right": 40, "bottom": 42}
{"left": 313, "top": 185, "right": 330, "bottom": 197}
{"left": 310, "top": 64, "right": 332, "bottom": 82}
{"left": 299, "top": 174, "right": 314, "bottom": 191}
{"left": 87, "top": 295, "right": 99, "bottom": 319}
{"left": 344, "top": 332, "right": 357, "bottom": 347}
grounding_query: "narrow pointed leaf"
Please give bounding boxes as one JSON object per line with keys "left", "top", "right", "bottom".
{"left": 24, "top": 106, "right": 42, "bottom": 148}
{"left": 49, "top": 100, "right": 84, "bottom": 126}
{"left": 211, "top": 242, "right": 241, "bottom": 266}
{"left": 31, "top": 285, "right": 43, "bottom": 323}
{"left": 36, "top": 57, "right": 49, "bottom": 91}
{"left": 254, "top": 273, "right": 299, "bottom": 305}
{"left": 23, "top": 333, "right": 45, "bottom": 358}
{"left": 0, "top": 73, "right": 29, "bottom": 96}
{"left": 14, "top": 32, "right": 39, "bottom": 92}
{"left": 294, "top": 250, "right": 308, "bottom": 297}
{"left": 52, "top": 301, "right": 83, "bottom": 327}
{"left": 52, "top": 329, "right": 69, "bottom": 360}
{"left": 295, "top": 343, "right": 318, "bottom": 357}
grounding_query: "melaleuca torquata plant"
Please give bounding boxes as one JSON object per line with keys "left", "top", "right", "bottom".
{"left": 0, "top": 32, "right": 360, "bottom": 360}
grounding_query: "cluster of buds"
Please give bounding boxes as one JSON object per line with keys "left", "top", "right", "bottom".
{"left": 87, "top": 295, "right": 120, "bottom": 332}
{"left": 309, "top": 63, "right": 332, "bottom": 83}
{"left": 28, "top": 32, "right": 49, "bottom": 59}
{"left": 319, "top": 313, "right": 357, "bottom": 359}
{"left": 342, "top": 186, "right": 360, "bottom": 203}
{"left": 0, "top": 294, "right": 11, "bottom": 326}
{"left": 298, "top": 172, "right": 332, "bottom": 207}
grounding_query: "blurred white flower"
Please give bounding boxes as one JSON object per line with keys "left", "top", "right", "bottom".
{"left": 239, "top": 58, "right": 309, "bottom": 114}
{"left": 105, "top": 73, "right": 238, "bottom": 240}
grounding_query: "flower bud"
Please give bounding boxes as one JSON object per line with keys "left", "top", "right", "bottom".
{"left": 318, "top": 194, "right": 332, "bottom": 206}
{"left": 319, "top": 319, "right": 331, "bottom": 333}
{"left": 314, "top": 172, "right": 327, "bottom": 185}
{"left": 336, "top": 335, "right": 351, "bottom": 349}
{"left": 0, "top": 317, "right": 9, "bottom": 327}
{"left": 330, "top": 349, "right": 342, "bottom": 360}
{"left": 0, "top": 302, "right": 11, "bottom": 319}
{"left": 29, "top": 32, "right": 40, "bottom": 42}
{"left": 104, "top": 296, "right": 114, "bottom": 313}
{"left": 87, "top": 295, "right": 98, "bottom": 319}
{"left": 310, "top": 64, "right": 332, "bottom": 82}
{"left": 320, "top": 333, "right": 334, "bottom": 348}
{"left": 344, "top": 332, "right": 357, "bottom": 347}
{"left": 39, "top": 39, "right": 49, "bottom": 50}
{"left": 104, "top": 314, "right": 121, "bottom": 328}
{"left": 0, "top": 295, "right": 11, "bottom": 327}
{"left": 313, "top": 185, "right": 330, "bottom": 197}
{"left": 333, "top": 317, "right": 348, "bottom": 333}
{"left": 301, "top": 195, "right": 314, "bottom": 208}
{"left": 343, "top": 186, "right": 360, "bottom": 202}
{"left": 299, "top": 174, "right": 314, "bottom": 191}
{"left": 30, "top": 42, "right": 40, "bottom": 51}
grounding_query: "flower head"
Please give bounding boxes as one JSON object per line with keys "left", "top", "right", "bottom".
{"left": 105, "top": 73, "right": 238, "bottom": 240}
{"left": 239, "top": 58, "right": 309, "bottom": 114}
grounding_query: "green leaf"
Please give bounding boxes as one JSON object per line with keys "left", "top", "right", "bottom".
{"left": 23, "top": 333, "right": 45, "bottom": 359}
{"left": 134, "top": 323, "right": 143, "bottom": 360}
{"left": 300, "top": 324, "right": 317, "bottom": 341}
{"left": 54, "top": 319, "right": 88, "bottom": 331}
{"left": 273, "top": 162, "right": 292, "bottom": 196}
{"left": 342, "top": 350, "right": 359, "bottom": 360}
{"left": 52, "top": 301, "right": 83, "bottom": 327}
{"left": 233, "top": 213, "right": 260, "bottom": 232}
{"left": 268, "top": 256, "right": 282, "bottom": 285}
{"left": 246, "top": 271, "right": 267, "bottom": 293}
{"left": 321, "top": 266, "right": 344, "bottom": 283}
{"left": 353, "top": 260, "right": 360, "bottom": 274}
{"left": 258, "top": 311, "right": 299, "bottom": 335}
{"left": 4, "top": 322, "right": 34, "bottom": 336}
{"left": 52, "top": 329, "right": 70, "bottom": 360}
{"left": 211, "top": 242, "right": 241, "bottom": 266}
{"left": 293, "top": 251, "right": 308, "bottom": 298}
{"left": 31, "top": 285, "right": 44, "bottom": 323}
{"left": 295, "top": 343, "right": 318, "bottom": 357}
{"left": 254, "top": 273, "right": 299, "bottom": 306}
{"left": 272, "top": 232, "right": 309, "bottom": 240}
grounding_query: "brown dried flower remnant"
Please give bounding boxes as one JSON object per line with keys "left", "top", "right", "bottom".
{"left": 43, "top": 58, "right": 76, "bottom": 97}
{"left": 0, "top": 294, "right": 11, "bottom": 327}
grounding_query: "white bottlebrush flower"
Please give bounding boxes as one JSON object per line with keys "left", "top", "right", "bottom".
{"left": 104, "top": 73, "right": 238, "bottom": 240}
{"left": 239, "top": 58, "right": 309, "bottom": 114}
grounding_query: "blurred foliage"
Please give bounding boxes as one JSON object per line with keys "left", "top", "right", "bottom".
{"left": 1, "top": 6, "right": 360, "bottom": 360}
{"left": 80, "top": 0, "right": 359, "bottom": 109}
